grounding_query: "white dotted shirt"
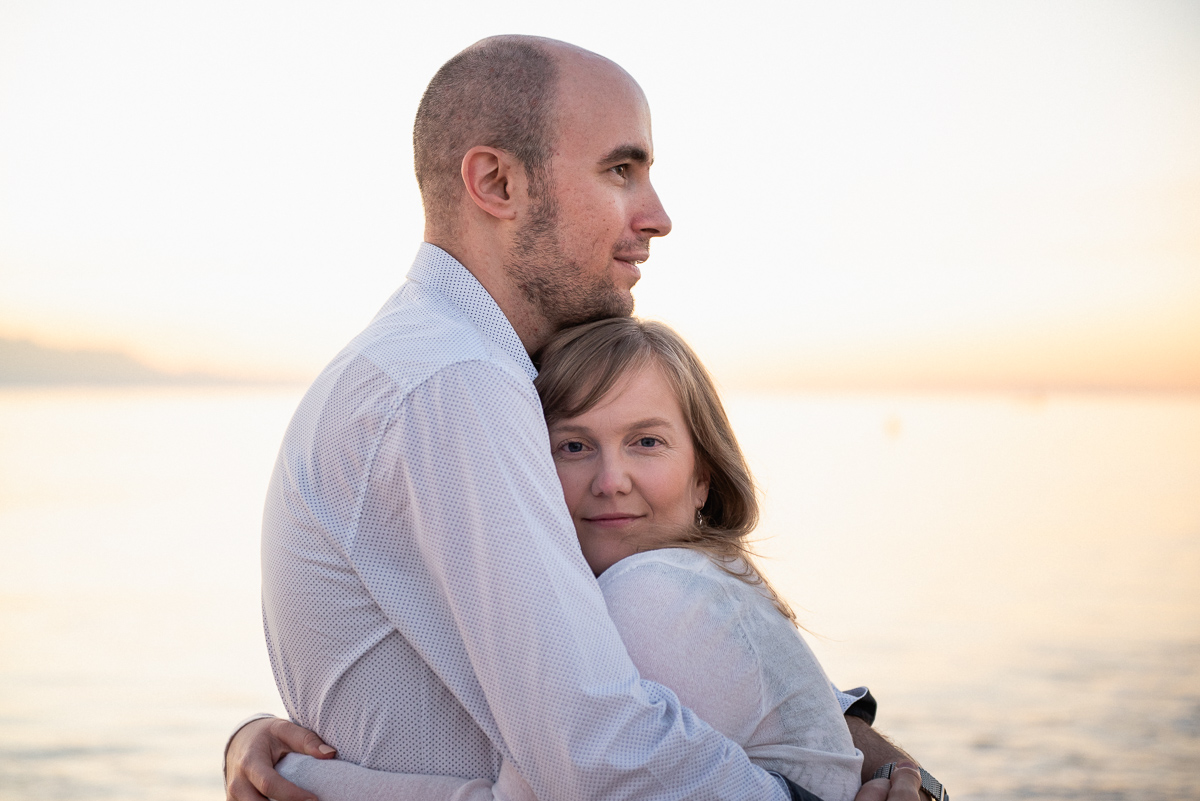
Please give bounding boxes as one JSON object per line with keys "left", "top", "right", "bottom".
{"left": 260, "top": 244, "right": 791, "bottom": 801}
{"left": 272, "top": 548, "right": 865, "bottom": 801}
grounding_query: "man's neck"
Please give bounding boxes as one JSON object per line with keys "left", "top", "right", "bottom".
{"left": 423, "top": 236, "right": 554, "bottom": 356}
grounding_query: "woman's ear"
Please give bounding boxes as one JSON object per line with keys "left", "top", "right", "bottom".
{"left": 693, "top": 468, "right": 711, "bottom": 513}
{"left": 461, "top": 146, "right": 522, "bottom": 221}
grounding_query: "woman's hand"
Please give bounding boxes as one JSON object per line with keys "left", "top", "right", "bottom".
{"left": 224, "top": 717, "right": 336, "bottom": 801}
{"left": 853, "top": 761, "right": 923, "bottom": 801}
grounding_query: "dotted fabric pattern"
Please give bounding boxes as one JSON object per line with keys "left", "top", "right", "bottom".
{"left": 260, "top": 244, "right": 789, "bottom": 801}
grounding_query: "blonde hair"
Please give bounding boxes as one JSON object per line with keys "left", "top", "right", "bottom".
{"left": 534, "top": 317, "right": 797, "bottom": 624}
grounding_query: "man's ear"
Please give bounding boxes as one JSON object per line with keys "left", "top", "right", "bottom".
{"left": 461, "top": 146, "right": 523, "bottom": 221}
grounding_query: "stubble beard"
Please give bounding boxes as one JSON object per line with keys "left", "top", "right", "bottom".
{"left": 504, "top": 186, "right": 636, "bottom": 333}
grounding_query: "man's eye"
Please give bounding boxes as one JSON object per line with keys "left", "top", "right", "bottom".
{"left": 611, "top": 164, "right": 628, "bottom": 178}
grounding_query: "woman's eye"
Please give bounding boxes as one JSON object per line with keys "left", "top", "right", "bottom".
{"left": 638, "top": 437, "right": 659, "bottom": 448}
{"left": 564, "top": 441, "right": 585, "bottom": 453}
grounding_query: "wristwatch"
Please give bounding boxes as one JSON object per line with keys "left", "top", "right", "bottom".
{"left": 872, "top": 762, "right": 949, "bottom": 801}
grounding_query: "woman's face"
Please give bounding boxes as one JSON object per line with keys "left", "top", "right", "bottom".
{"left": 548, "top": 362, "right": 710, "bottom": 575}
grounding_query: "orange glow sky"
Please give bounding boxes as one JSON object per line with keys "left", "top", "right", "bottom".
{"left": 1, "top": 1, "right": 1197, "bottom": 389}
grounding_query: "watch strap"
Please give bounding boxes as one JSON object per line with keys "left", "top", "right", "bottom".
{"left": 872, "top": 762, "right": 948, "bottom": 801}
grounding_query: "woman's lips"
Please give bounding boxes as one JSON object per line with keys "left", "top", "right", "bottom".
{"left": 582, "top": 513, "right": 644, "bottom": 528}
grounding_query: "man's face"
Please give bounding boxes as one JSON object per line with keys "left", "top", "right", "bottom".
{"left": 504, "top": 57, "right": 672, "bottom": 332}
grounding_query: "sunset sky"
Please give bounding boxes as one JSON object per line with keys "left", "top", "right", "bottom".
{"left": 1, "top": 0, "right": 1198, "bottom": 389}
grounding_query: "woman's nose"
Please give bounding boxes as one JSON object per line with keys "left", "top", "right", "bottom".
{"left": 591, "top": 455, "right": 632, "bottom": 496}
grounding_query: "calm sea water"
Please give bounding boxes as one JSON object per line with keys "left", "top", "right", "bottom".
{"left": 1, "top": 387, "right": 1197, "bottom": 800}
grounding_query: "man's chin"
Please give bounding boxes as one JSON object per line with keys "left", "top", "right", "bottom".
{"left": 557, "top": 295, "right": 634, "bottom": 330}
{"left": 612, "top": 292, "right": 636, "bottom": 319}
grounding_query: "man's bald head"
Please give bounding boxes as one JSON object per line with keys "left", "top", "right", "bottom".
{"left": 411, "top": 36, "right": 668, "bottom": 352}
{"left": 414, "top": 35, "right": 563, "bottom": 236}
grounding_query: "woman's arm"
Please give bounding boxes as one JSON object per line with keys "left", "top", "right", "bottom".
{"left": 598, "top": 551, "right": 863, "bottom": 801}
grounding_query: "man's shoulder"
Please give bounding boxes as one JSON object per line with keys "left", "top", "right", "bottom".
{"left": 338, "top": 283, "right": 532, "bottom": 404}
{"left": 282, "top": 284, "right": 538, "bottom": 458}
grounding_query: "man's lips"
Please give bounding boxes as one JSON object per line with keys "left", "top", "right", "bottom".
{"left": 613, "top": 255, "right": 645, "bottom": 284}
{"left": 614, "top": 252, "right": 649, "bottom": 266}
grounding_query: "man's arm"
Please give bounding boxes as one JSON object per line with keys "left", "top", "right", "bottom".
{"left": 226, "top": 718, "right": 925, "bottom": 801}
{"left": 834, "top": 686, "right": 922, "bottom": 783}
{"left": 846, "top": 717, "right": 919, "bottom": 785}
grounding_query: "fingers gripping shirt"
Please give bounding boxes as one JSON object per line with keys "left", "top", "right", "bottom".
{"left": 259, "top": 244, "right": 789, "bottom": 801}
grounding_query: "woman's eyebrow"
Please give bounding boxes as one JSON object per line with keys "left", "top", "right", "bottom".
{"left": 549, "top": 422, "right": 590, "bottom": 434}
{"left": 625, "top": 417, "right": 674, "bottom": 431}
{"left": 550, "top": 417, "right": 676, "bottom": 433}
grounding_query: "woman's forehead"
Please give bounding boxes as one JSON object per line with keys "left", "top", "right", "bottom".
{"left": 567, "top": 360, "right": 686, "bottom": 423}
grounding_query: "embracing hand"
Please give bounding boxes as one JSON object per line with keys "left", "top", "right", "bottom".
{"left": 852, "top": 762, "right": 924, "bottom": 801}
{"left": 224, "top": 717, "right": 336, "bottom": 801}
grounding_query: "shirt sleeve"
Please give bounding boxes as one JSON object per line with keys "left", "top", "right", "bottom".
{"left": 350, "top": 360, "right": 788, "bottom": 801}
{"left": 599, "top": 557, "right": 769, "bottom": 744}
{"left": 598, "top": 555, "right": 864, "bottom": 801}
{"left": 832, "top": 686, "right": 877, "bottom": 724}
{"left": 276, "top": 754, "right": 538, "bottom": 801}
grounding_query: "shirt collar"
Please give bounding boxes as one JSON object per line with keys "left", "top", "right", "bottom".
{"left": 406, "top": 243, "right": 537, "bottom": 382}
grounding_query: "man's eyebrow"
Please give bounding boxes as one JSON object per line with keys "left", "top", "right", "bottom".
{"left": 599, "top": 145, "right": 652, "bottom": 166}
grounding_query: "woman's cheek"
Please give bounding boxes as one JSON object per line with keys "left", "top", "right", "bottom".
{"left": 555, "top": 463, "right": 586, "bottom": 515}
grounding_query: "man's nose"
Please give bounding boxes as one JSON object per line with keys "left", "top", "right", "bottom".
{"left": 637, "top": 182, "right": 672, "bottom": 239}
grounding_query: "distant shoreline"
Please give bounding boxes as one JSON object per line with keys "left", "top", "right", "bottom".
{"left": 0, "top": 337, "right": 299, "bottom": 387}
{"left": 5, "top": 336, "right": 1196, "bottom": 394}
